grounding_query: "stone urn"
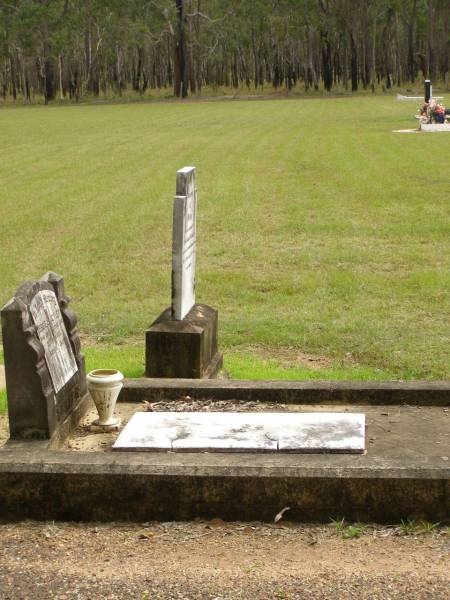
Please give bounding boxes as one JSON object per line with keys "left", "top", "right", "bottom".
{"left": 86, "top": 369, "right": 124, "bottom": 429}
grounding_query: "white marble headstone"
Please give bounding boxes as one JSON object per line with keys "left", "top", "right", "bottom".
{"left": 30, "top": 289, "right": 78, "bottom": 393}
{"left": 171, "top": 166, "right": 197, "bottom": 320}
{"left": 113, "top": 412, "right": 366, "bottom": 453}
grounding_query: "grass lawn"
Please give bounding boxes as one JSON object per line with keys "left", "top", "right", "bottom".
{"left": 0, "top": 94, "right": 448, "bottom": 401}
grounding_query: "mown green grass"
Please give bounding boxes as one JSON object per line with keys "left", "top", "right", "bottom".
{"left": 0, "top": 95, "right": 449, "bottom": 387}
{"left": 83, "top": 346, "right": 394, "bottom": 381}
{"left": 0, "top": 347, "right": 393, "bottom": 416}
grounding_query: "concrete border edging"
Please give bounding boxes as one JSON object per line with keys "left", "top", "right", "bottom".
{"left": 120, "top": 379, "right": 450, "bottom": 406}
{"left": 1, "top": 378, "right": 449, "bottom": 523}
{"left": 0, "top": 450, "right": 448, "bottom": 522}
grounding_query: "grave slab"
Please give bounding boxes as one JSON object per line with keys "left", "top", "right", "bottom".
{"left": 112, "top": 411, "right": 365, "bottom": 453}
{"left": 420, "top": 123, "right": 450, "bottom": 132}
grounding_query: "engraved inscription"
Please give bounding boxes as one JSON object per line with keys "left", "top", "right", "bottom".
{"left": 182, "top": 193, "right": 196, "bottom": 272}
{"left": 172, "top": 166, "right": 197, "bottom": 320}
{"left": 30, "top": 290, "right": 78, "bottom": 393}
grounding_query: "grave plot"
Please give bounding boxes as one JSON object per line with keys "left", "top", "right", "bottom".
{"left": 0, "top": 384, "right": 448, "bottom": 523}
{"left": 395, "top": 79, "right": 449, "bottom": 132}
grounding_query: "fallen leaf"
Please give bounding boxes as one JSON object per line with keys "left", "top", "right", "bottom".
{"left": 138, "top": 531, "right": 155, "bottom": 540}
{"left": 274, "top": 506, "right": 291, "bottom": 523}
{"left": 207, "top": 518, "right": 226, "bottom": 528}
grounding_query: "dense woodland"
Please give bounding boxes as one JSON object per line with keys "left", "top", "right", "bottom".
{"left": 0, "top": 0, "right": 448, "bottom": 103}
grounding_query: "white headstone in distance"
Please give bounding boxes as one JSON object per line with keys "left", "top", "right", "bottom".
{"left": 30, "top": 289, "right": 78, "bottom": 393}
{"left": 171, "top": 166, "right": 197, "bottom": 320}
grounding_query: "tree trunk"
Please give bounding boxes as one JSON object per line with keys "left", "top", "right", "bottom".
{"left": 321, "top": 31, "right": 333, "bottom": 91}
{"left": 58, "top": 55, "right": 64, "bottom": 100}
{"left": 350, "top": 33, "right": 358, "bottom": 91}
{"left": 370, "top": 21, "right": 376, "bottom": 93}
{"left": 173, "top": 0, "right": 187, "bottom": 97}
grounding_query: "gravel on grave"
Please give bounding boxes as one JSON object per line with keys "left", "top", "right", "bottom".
{"left": 145, "top": 398, "right": 293, "bottom": 412}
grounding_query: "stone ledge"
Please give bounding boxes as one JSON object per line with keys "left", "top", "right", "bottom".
{"left": 0, "top": 450, "right": 448, "bottom": 522}
{"left": 120, "top": 379, "right": 450, "bottom": 406}
{"left": 1, "top": 448, "right": 449, "bottom": 478}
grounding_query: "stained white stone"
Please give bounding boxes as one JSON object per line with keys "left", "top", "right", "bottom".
{"left": 113, "top": 412, "right": 365, "bottom": 453}
{"left": 420, "top": 123, "right": 450, "bottom": 132}
{"left": 172, "top": 166, "right": 197, "bottom": 320}
{"left": 30, "top": 290, "right": 78, "bottom": 393}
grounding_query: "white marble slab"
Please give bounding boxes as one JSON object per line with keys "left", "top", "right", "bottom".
{"left": 30, "top": 289, "right": 78, "bottom": 393}
{"left": 420, "top": 123, "right": 450, "bottom": 132}
{"left": 113, "top": 412, "right": 365, "bottom": 453}
{"left": 171, "top": 166, "right": 197, "bottom": 320}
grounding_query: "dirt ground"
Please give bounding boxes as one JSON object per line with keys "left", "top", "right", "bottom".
{"left": 0, "top": 521, "right": 448, "bottom": 599}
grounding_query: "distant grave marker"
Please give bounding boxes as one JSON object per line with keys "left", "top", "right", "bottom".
{"left": 424, "top": 79, "right": 432, "bottom": 102}
{"left": 1, "top": 272, "right": 87, "bottom": 440}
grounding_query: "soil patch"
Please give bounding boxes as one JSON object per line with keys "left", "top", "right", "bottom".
{"left": 233, "top": 346, "right": 335, "bottom": 370}
{"left": 0, "top": 521, "right": 448, "bottom": 599}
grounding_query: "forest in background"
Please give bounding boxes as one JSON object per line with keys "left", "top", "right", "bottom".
{"left": 0, "top": 0, "right": 449, "bottom": 103}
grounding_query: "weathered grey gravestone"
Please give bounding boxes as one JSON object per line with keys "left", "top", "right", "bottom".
{"left": 1, "top": 272, "right": 87, "bottom": 440}
{"left": 145, "top": 167, "right": 222, "bottom": 378}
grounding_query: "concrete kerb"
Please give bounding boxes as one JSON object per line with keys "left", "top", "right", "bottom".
{"left": 120, "top": 378, "right": 450, "bottom": 406}
{"left": 0, "top": 378, "right": 449, "bottom": 522}
{"left": 0, "top": 449, "right": 448, "bottom": 522}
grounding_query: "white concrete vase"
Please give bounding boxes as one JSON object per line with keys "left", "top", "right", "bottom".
{"left": 86, "top": 369, "right": 124, "bottom": 427}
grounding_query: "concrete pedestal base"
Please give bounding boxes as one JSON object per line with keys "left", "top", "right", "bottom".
{"left": 145, "top": 304, "right": 222, "bottom": 378}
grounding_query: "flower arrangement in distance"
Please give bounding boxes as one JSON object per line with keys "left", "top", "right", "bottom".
{"left": 418, "top": 99, "right": 449, "bottom": 125}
